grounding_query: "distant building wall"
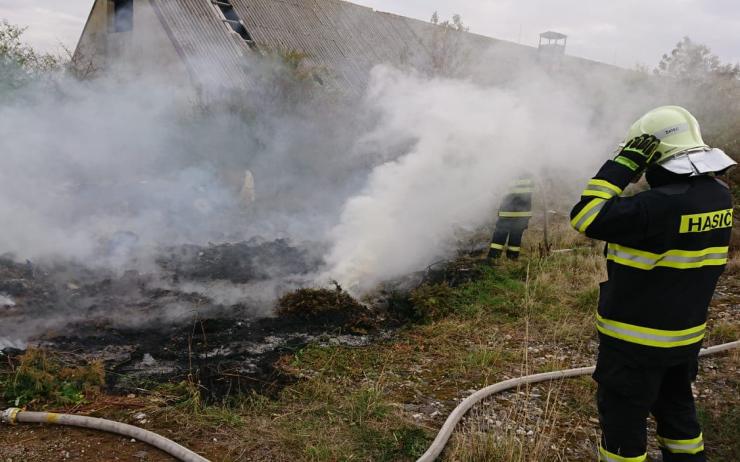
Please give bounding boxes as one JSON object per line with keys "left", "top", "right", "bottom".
{"left": 73, "top": 0, "right": 108, "bottom": 76}
{"left": 74, "top": 0, "right": 191, "bottom": 91}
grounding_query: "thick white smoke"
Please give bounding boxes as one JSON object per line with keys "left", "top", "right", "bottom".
{"left": 0, "top": 38, "right": 671, "bottom": 331}
{"left": 0, "top": 67, "right": 364, "bottom": 269}
{"left": 324, "top": 65, "right": 649, "bottom": 292}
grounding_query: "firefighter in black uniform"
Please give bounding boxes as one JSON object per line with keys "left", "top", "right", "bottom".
{"left": 488, "top": 176, "right": 534, "bottom": 260}
{"left": 570, "top": 106, "right": 736, "bottom": 462}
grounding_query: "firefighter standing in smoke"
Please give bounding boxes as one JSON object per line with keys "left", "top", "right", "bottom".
{"left": 570, "top": 106, "right": 736, "bottom": 462}
{"left": 488, "top": 176, "right": 534, "bottom": 260}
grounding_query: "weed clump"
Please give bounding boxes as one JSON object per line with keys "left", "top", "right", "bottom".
{"left": 276, "top": 284, "right": 364, "bottom": 319}
{"left": 409, "top": 282, "right": 457, "bottom": 321}
{"left": 1, "top": 348, "right": 105, "bottom": 407}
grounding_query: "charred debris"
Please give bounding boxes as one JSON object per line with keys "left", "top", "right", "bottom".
{"left": 0, "top": 239, "right": 483, "bottom": 401}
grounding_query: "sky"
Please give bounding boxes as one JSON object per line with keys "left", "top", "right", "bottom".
{"left": 0, "top": 0, "right": 738, "bottom": 69}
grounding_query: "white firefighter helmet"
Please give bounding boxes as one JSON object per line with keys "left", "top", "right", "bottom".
{"left": 625, "top": 106, "right": 736, "bottom": 175}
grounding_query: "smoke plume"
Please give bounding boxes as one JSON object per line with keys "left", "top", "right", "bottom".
{"left": 324, "top": 65, "right": 665, "bottom": 291}
{"left": 0, "top": 31, "right": 678, "bottom": 346}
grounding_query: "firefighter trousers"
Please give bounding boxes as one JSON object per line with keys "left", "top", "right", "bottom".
{"left": 488, "top": 218, "right": 528, "bottom": 260}
{"left": 594, "top": 347, "right": 705, "bottom": 461}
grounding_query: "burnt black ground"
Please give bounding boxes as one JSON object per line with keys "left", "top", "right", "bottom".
{"left": 0, "top": 240, "right": 479, "bottom": 401}
{"left": 42, "top": 306, "right": 386, "bottom": 401}
{"left": 0, "top": 239, "right": 393, "bottom": 400}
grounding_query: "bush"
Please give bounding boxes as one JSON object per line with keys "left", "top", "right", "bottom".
{"left": 0, "top": 21, "right": 65, "bottom": 92}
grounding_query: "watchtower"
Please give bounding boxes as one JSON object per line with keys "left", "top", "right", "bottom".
{"left": 538, "top": 31, "right": 567, "bottom": 55}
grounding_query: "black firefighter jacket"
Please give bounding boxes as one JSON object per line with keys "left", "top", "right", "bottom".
{"left": 570, "top": 160, "right": 733, "bottom": 365}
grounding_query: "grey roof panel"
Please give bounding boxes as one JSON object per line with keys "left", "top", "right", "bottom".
{"left": 146, "top": 0, "right": 629, "bottom": 93}
{"left": 228, "top": 0, "right": 432, "bottom": 91}
{"left": 153, "top": 0, "right": 251, "bottom": 90}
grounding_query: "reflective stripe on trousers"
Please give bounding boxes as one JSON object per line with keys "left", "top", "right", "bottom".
{"left": 596, "top": 314, "right": 706, "bottom": 348}
{"left": 657, "top": 433, "right": 704, "bottom": 455}
{"left": 606, "top": 244, "right": 729, "bottom": 270}
{"left": 599, "top": 445, "right": 647, "bottom": 462}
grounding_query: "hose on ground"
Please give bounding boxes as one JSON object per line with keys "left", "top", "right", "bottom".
{"left": 1, "top": 342, "right": 737, "bottom": 462}
{"left": 1, "top": 408, "right": 210, "bottom": 462}
{"left": 416, "top": 340, "right": 740, "bottom": 462}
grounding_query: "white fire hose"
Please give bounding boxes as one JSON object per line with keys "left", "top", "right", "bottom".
{"left": 1, "top": 341, "right": 737, "bottom": 462}
{"left": 1, "top": 407, "right": 210, "bottom": 462}
{"left": 416, "top": 340, "right": 740, "bottom": 462}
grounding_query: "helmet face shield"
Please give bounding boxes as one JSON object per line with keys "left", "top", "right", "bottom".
{"left": 659, "top": 148, "right": 738, "bottom": 176}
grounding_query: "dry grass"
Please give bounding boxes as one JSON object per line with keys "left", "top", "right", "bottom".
{"left": 3, "top": 215, "right": 738, "bottom": 461}
{"left": 446, "top": 378, "right": 595, "bottom": 462}
{"left": 725, "top": 252, "right": 740, "bottom": 274}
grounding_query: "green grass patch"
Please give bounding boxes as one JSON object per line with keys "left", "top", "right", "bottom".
{"left": 345, "top": 386, "right": 389, "bottom": 425}
{"left": 574, "top": 286, "right": 599, "bottom": 313}
{"left": 1, "top": 348, "right": 104, "bottom": 407}
{"left": 698, "top": 403, "right": 740, "bottom": 461}
{"left": 354, "top": 425, "right": 430, "bottom": 461}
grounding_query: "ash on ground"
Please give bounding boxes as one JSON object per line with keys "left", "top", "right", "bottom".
{"left": 0, "top": 238, "right": 396, "bottom": 400}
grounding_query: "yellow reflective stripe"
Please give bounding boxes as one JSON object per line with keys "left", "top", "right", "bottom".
{"left": 509, "top": 187, "right": 534, "bottom": 194}
{"left": 513, "top": 179, "right": 534, "bottom": 186}
{"left": 508, "top": 246, "right": 521, "bottom": 252}
{"left": 607, "top": 244, "right": 729, "bottom": 270}
{"left": 499, "top": 211, "right": 533, "bottom": 218}
{"left": 571, "top": 198, "right": 606, "bottom": 233}
{"left": 582, "top": 179, "right": 623, "bottom": 200}
{"left": 588, "top": 179, "right": 623, "bottom": 195}
{"left": 657, "top": 433, "right": 704, "bottom": 455}
{"left": 582, "top": 189, "right": 615, "bottom": 200}
{"left": 490, "top": 243, "right": 505, "bottom": 250}
{"left": 614, "top": 155, "right": 640, "bottom": 171}
{"left": 596, "top": 314, "right": 706, "bottom": 348}
{"left": 599, "top": 446, "right": 647, "bottom": 462}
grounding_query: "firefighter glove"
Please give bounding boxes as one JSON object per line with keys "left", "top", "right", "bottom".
{"left": 614, "top": 134, "right": 661, "bottom": 173}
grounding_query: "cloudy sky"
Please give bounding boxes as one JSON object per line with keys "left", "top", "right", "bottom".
{"left": 1, "top": 0, "right": 738, "bottom": 69}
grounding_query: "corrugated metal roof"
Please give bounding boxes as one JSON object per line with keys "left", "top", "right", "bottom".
{"left": 152, "top": 0, "right": 251, "bottom": 90}
{"left": 228, "top": 0, "right": 429, "bottom": 91}
{"left": 148, "top": 0, "right": 626, "bottom": 93}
